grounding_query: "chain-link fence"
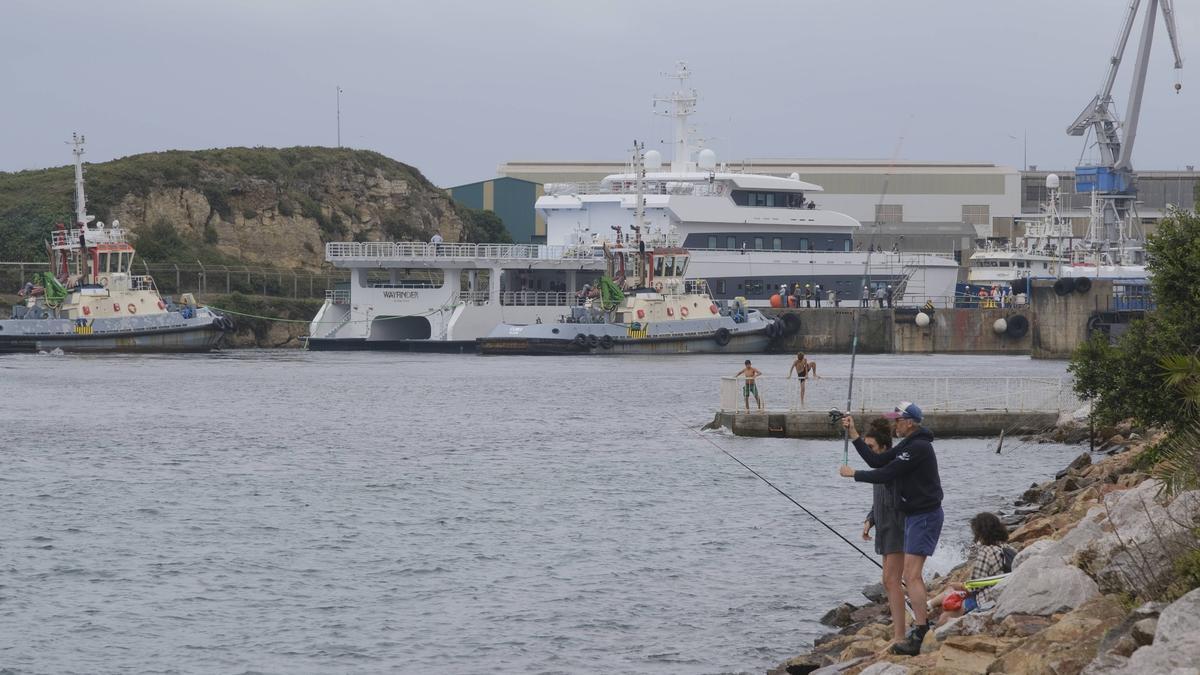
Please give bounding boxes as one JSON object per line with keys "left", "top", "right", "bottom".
{"left": 0, "top": 261, "right": 349, "bottom": 300}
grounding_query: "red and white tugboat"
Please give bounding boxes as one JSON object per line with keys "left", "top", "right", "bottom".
{"left": 0, "top": 134, "right": 231, "bottom": 353}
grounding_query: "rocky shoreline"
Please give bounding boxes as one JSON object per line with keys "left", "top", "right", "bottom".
{"left": 770, "top": 425, "right": 1200, "bottom": 675}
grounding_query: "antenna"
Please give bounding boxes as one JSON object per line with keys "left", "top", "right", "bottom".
{"left": 66, "top": 133, "right": 91, "bottom": 227}
{"left": 652, "top": 61, "right": 698, "bottom": 173}
{"left": 336, "top": 86, "right": 343, "bottom": 148}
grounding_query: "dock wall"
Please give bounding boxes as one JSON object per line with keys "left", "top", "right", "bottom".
{"left": 763, "top": 279, "right": 1119, "bottom": 358}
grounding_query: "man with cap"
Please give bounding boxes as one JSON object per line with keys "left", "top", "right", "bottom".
{"left": 838, "top": 401, "right": 943, "bottom": 656}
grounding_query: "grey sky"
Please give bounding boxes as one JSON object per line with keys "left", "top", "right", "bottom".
{"left": 2, "top": 0, "right": 1197, "bottom": 187}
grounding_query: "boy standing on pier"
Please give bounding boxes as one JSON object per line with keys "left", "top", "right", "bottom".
{"left": 736, "top": 360, "right": 764, "bottom": 413}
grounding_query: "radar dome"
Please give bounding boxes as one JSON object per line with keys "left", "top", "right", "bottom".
{"left": 789, "top": 172, "right": 800, "bottom": 181}
{"left": 644, "top": 149, "right": 663, "bottom": 170}
{"left": 1046, "top": 173, "right": 1060, "bottom": 189}
{"left": 697, "top": 148, "right": 717, "bottom": 171}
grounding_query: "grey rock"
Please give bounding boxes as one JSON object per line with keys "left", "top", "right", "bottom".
{"left": 861, "top": 582, "right": 886, "bottom": 604}
{"left": 993, "top": 559, "right": 1100, "bottom": 619}
{"left": 1081, "top": 651, "right": 1131, "bottom": 675}
{"left": 809, "top": 656, "right": 868, "bottom": 675}
{"left": 1068, "top": 451, "right": 1093, "bottom": 472}
{"left": 819, "top": 603, "right": 856, "bottom": 628}
{"left": 1131, "top": 617, "right": 1157, "bottom": 646}
{"left": 1132, "top": 601, "right": 1165, "bottom": 619}
{"left": 933, "top": 610, "right": 994, "bottom": 641}
{"left": 858, "top": 663, "right": 910, "bottom": 675}
{"left": 1011, "top": 539, "right": 1053, "bottom": 570}
{"left": 1119, "top": 587, "right": 1200, "bottom": 674}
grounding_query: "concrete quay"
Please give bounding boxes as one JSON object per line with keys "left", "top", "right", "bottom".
{"left": 762, "top": 279, "right": 1136, "bottom": 359}
{"left": 713, "top": 409, "right": 1060, "bottom": 439}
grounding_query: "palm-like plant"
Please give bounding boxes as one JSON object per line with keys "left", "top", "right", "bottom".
{"left": 1153, "top": 354, "right": 1200, "bottom": 495}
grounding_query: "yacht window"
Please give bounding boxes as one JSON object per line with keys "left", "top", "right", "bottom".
{"left": 772, "top": 237, "right": 782, "bottom": 251}
{"left": 754, "top": 237, "right": 764, "bottom": 250}
{"left": 765, "top": 193, "right": 775, "bottom": 207}
{"left": 799, "top": 238, "right": 809, "bottom": 251}
{"left": 843, "top": 239, "right": 852, "bottom": 252}
{"left": 999, "top": 261, "right": 1010, "bottom": 267}
{"left": 655, "top": 256, "right": 664, "bottom": 277}
{"left": 726, "top": 236, "right": 736, "bottom": 249}
{"left": 676, "top": 258, "right": 688, "bottom": 276}
{"left": 716, "top": 279, "right": 725, "bottom": 295}
{"left": 98, "top": 253, "right": 109, "bottom": 273}
{"left": 707, "top": 235, "right": 717, "bottom": 249}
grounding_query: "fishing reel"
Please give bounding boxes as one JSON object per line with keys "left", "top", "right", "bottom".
{"left": 827, "top": 408, "right": 846, "bottom": 425}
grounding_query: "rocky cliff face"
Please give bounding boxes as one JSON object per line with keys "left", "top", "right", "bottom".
{"left": 0, "top": 147, "right": 469, "bottom": 269}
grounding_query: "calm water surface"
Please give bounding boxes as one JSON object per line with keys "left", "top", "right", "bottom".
{"left": 1, "top": 351, "right": 1080, "bottom": 674}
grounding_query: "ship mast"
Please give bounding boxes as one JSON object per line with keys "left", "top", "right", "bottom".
{"left": 69, "top": 133, "right": 92, "bottom": 228}
{"left": 653, "top": 61, "right": 697, "bottom": 173}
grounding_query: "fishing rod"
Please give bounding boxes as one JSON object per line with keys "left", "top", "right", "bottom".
{"left": 842, "top": 124, "right": 910, "bottom": 463}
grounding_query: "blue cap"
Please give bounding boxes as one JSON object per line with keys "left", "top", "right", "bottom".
{"left": 884, "top": 401, "right": 923, "bottom": 422}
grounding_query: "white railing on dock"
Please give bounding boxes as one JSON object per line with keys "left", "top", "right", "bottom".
{"left": 719, "top": 376, "right": 1082, "bottom": 415}
{"left": 326, "top": 241, "right": 598, "bottom": 262}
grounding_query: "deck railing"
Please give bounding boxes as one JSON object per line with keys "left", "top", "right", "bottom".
{"left": 719, "top": 375, "right": 1082, "bottom": 415}
{"left": 325, "top": 241, "right": 598, "bottom": 262}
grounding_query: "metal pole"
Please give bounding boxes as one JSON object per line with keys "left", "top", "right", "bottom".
{"left": 336, "top": 86, "right": 342, "bottom": 148}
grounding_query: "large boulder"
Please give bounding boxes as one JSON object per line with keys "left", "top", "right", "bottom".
{"left": 858, "top": 663, "right": 910, "bottom": 675}
{"left": 990, "top": 595, "right": 1128, "bottom": 674}
{"left": 934, "top": 635, "right": 1020, "bottom": 674}
{"left": 1117, "top": 587, "right": 1200, "bottom": 674}
{"left": 993, "top": 558, "right": 1100, "bottom": 619}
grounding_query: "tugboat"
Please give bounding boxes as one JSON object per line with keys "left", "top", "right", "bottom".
{"left": 477, "top": 234, "right": 790, "bottom": 355}
{"left": 0, "top": 134, "right": 230, "bottom": 353}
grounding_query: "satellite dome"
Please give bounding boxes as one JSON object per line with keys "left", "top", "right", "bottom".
{"left": 1046, "top": 173, "right": 1060, "bottom": 189}
{"left": 644, "top": 149, "right": 663, "bottom": 170}
{"left": 789, "top": 172, "right": 800, "bottom": 181}
{"left": 697, "top": 148, "right": 717, "bottom": 171}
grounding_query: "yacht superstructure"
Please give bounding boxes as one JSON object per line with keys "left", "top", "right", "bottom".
{"left": 537, "top": 62, "right": 962, "bottom": 307}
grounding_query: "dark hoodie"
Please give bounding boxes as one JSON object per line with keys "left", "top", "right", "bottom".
{"left": 852, "top": 426, "right": 943, "bottom": 514}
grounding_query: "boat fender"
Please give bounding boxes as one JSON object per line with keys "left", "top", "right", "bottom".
{"left": 573, "top": 333, "right": 587, "bottom": 347}
{"left": 654, "top": 282, "right": 663, "bottom": 293}
{"left": 82, "top": 305, "right": 91, "bottom": 316}
{"left": 100, "top": 277, "right": 108, "bottom": 287}
{"left": 680, "top": 306, "right": 689, "bottom": 317}
{"left": 710, "top": 304, "right": 719, "bottom": 314}
{"left": 157, "top": 300, "right": 166, "bottom": 310}
{"left": 781, "top": 313, "right": 801, "bottom": 336}
{"left": 637, "top": 309, "right": 645, "bottom": 319}
{"left": 714, "top": 327, "right": 732, "bottom": 346}
{"left": 666, "top": 307, "right": 674, "bottom": 317}
{"left": 127, "top": 303, "right": 137, "bottom": 314}
{"left": 1005, "top": 314, "right": 1029, "bottom": 338}
{"left": 599, "top": 334, "right": 614, "bottom": 349}
{"left": 1053, "top": 278, "right": 1076, "bottom": 296}
{"left": 113, "top": 302, "right": 121, "bottom": 312}
{"left": 1074, "top": 276, "right": 1092, "bottom": 294}
{"left": 587, "top": 334, "right": 599, "bottom": 348}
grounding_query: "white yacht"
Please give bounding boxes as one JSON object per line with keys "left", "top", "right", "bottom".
{"left": 537, "top": 62, "right": 962, "bottom": 308}
{"left": 968, "top": 174, "right": 1147, "bottom": 287}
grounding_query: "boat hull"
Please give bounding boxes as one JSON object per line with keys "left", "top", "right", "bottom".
{"left": 0, "top": 315, "right": 226, "bottom": 354}
{"left": 303, "top": 337, "right": 479, "bottom": 353}
{"left": 478, "top": 329, "right": 772, "bottom": 356}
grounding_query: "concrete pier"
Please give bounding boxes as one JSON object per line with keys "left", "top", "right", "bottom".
{"left": 713, "top": 410, "right": 1060, "bottom": 439}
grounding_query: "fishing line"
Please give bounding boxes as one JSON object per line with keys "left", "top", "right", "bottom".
{"left": 672, "top": 413, "right": 882, "bottom": 570}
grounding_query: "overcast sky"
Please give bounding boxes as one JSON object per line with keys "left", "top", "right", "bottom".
{"left": 2, "top": 0, "right": 1197, "bottom": 186}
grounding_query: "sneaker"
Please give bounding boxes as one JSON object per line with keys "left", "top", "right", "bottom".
{"left": 889, "top": 635, "right": 922, "bottom": 656}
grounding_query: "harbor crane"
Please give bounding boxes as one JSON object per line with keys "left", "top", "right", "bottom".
{"left": 1067, "top": 0, "right": 1183, "bottom": 243}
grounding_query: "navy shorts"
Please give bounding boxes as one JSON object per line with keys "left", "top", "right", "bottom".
{"left": 903, "top": 506, "right": 944, "bottom": 556}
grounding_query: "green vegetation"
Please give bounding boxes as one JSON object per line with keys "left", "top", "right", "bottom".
{"left": 461, "top": 208, "right": 513, "bottom": 243}
{"left": 0, "top": 146, "right": 446, "bottom": 264}
{"left": 206, "top": 293, "right": 323, "bottom": 343}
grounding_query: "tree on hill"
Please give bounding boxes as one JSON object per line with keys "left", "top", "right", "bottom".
{"left": 461, "top": 208, "right": 513, "bottom": 244}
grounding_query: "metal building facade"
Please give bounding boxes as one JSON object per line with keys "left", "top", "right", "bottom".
{"left": 447, "top": 177, "right": 545, "bottom": 244}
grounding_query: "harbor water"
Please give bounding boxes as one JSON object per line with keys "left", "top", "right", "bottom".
{"left": 1, "top": 352, "right": 1082, "bottom": 674}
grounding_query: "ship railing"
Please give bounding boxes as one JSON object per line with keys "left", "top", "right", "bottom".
{"left": 684, "top": 279, "right": 711, "bottom": 295}
{"left": 718, "top": 375, "right": 1082, "bottom": 415}
{"left": 325, "top": 289, "right": 351, "bottom": 305}
{"left": 325, "top": 241, "right": 599, "bottom": 262}
{"left": 51, "top": 227, "right": 129, "bottom": 247}
{"left": 130, "top": 275, "right": 158, "bottom": 292}
{"left": 502, "top": 291, "right": 573, "bottom": 306}
{"left": 543, "top": 180, "right": 728, "bottom": 197}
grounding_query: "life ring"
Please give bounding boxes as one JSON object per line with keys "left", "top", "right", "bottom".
{"left": 714, "top": 327, "right": 732, "bottom": 346}
{"left": 587, "top": 334, "right": 599, "bottom": 348}
{"left": 1074, "top": 276, "right": 1092, "bottom": 293}
{"left": 127, "top": 303, "right": 137, "bottom": 314}
{"left": 574, "top": 333, "right": 587, "bottom": 347}
{"left": 1053, "top": 278, "right": 1076, "bottom": 296}
{"left": 680, "top": 306, "right": 689, "bottom": 317}
{"left": 599, "top": 334, "right": 614, "bottom": 349}
{"left": 1005, "top": 314, "right": 1029, "bottom": 338}
{"left": 709, "top": 304, "right": 719, "bottom": 314}
{"left": 654, "top": 282, "right": 664, "bottom": 293}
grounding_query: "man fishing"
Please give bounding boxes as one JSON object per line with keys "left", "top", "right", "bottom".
{"left": 837, "top": 401, "right": 943, "bottom": 656}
